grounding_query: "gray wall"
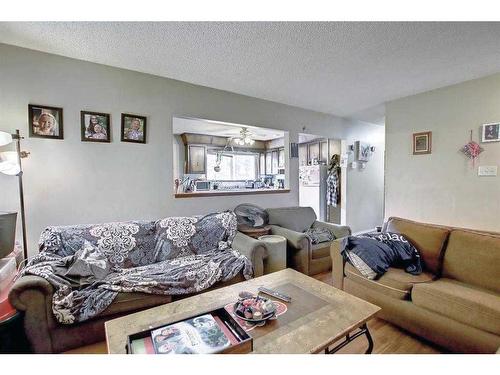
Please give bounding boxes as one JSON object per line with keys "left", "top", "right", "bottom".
{"left": 0, "top": 44, "right": 384, "bottom": 257}
{"left": 385, "top": 72, "right": 500, "bottom": 231}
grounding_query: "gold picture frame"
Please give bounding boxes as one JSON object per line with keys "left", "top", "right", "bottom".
{"left": 413, "top": 131, "right": 432, "bottom": 155}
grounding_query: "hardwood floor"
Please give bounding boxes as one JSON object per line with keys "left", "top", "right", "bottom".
{"left": 65, "top": 271, "right": 442, "bottom": 354}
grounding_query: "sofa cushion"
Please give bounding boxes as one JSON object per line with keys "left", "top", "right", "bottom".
{"left": 412, "top": 278, "right": 500, "bottom": 336}
{"left": 311, "top": 242, "right": 333, "bottom": 259}
{"left": 154, "top": 211, "right": 238, "bottom": 261}
{"left": 39, "top": 221, "right": 157, "bottom": 267}
{"left": 99, "top": 292, "right": 172, "bottom": 318}
{"left": 384, "top": 217, "right": 450, "bottom": 275}
{"left": 344, "top": 262, "right": 434, "bottom": 300}
{"left": 442, "top": 230, "right": 500, "bottom": 294}
{"left": 266, "top": 207, "right": 317, "bottom": 233}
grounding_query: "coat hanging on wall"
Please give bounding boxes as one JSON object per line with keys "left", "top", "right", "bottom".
{"left": 327, "top": 154, "right": 341, "bottom": 208}
{"left": 460, "top": 130, "right": 483, "bottom": 167}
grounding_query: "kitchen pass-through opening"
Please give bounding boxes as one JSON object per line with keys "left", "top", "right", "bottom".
{"left": 172, "top": 116, "right": 290, "bottom": 197}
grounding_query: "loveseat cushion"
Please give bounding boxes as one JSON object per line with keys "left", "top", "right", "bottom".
{"left": 412, "top": 278, "right": 500, "bottom": 336}
{"left": 98, "top": 292, "right": 172, "bottom": 318}
{"left": 384, "top": 217, "right": 450, "bottom": 275}
{"left": 266, "top": 207, "right": 317, "bottom": 233}
{"left": 344, "top": 262, "right": 434, "bottom": 300}
{"left": 442, "top": 230, "right": 500, "bottom": 294}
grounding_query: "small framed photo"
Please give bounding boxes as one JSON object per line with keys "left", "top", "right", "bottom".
{"left": 356, "top": 141, "right": 371, "bottom": 162}
{"left": 481, "top": 123, "right": 500, "bottom": 143}
{"left": 28, "top": 104, "right": 63, "bottom": 139}
{"left": 413, "top": 131, "right": 432, "bottom": 155}
{"left": 81, "top": 111, "right": 111, "bottom": 143}
{"left": 121, "top": 114, "right": 147, "bottom": 143}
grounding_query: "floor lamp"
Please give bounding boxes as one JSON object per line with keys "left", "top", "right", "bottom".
{"left": 0, "top": 130, "right": 29, "bottom": 261}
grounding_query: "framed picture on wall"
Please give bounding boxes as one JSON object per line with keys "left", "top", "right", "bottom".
{"left": 28, "top": 104, "right": 63, "bottom": 139}
{"left": 413, "top": 131, "right": 432, "bottom": 155}
{"left": 356, "top": 141, "right": 371, "bottom": 161}
{"left": 81, "top": 111, "right": 111, "bottom": 143}
{"left": 481, "top": 123, "right": 500, "bottom": 143}
{"left": 121, "top": 113, "right": 147, "bottom": 143}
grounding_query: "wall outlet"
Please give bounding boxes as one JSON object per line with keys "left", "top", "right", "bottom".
{"left": 478, "top": 166, "right": 497, "bottom": 176}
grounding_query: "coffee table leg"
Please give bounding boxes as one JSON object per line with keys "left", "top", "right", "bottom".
{"left": 324, "top": 323, "right": 374, "bottom": 354}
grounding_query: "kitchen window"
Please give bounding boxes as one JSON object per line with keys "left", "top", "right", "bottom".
{"left": 206, "top": 151, "right": 258, "bottom": 181}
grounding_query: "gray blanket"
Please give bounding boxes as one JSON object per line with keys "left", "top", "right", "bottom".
{"left": 23, "top": 212, "right": 253, "bottom": 324}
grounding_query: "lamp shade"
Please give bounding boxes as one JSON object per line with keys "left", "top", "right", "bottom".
{"left": 0, "top": 151, "right": 20, "bottom": 176}
{"left": 0, "top": 212, "right": 17, "bottom": 258}
{"left": 0, "top": 131, "right": 13, "bottom": 147}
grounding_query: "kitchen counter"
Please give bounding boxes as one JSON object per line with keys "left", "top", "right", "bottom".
{"left": 174, "top": 188, "right": 290, "bottom": 198}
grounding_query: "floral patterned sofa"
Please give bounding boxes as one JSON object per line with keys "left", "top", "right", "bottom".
{"left": 9, "top": 212, "right": 268, "bottom": 353}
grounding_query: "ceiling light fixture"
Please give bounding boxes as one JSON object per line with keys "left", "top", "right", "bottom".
{"left": 234, "top": 127, "right": 255, "bottom": 146}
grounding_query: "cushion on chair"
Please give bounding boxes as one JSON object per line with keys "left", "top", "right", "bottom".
{"left": 344, "top": 263, "right": 434, "bottom": 300}
{"left": 305, "top": 227, "right": 335, "bottom": 244}
{"left": 266, "top": 207, "right": 317, "bottom": 233}
{"left": 412, "top": 278, "right": 500, "bottom": 336}
{"left": 384, "top": 217, "right": 450, "bottom": 275}
{"left": 442, "top": 230, "right": 500, "bottom": 294}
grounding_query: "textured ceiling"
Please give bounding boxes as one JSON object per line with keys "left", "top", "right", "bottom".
{"left": 2, "top": 22, "right": 500, "bottom": 124}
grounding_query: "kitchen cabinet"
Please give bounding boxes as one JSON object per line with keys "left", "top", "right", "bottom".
{"left": 259, "top": 153, "right": 266, "bottom": 175}
{"left": 320, "top": 140, "right": 328, "bottom": 163}
{"left": 308, "top": 142, "right": 320, "bottom": 164}
{"left": 278, "top": 148, "right": 285, "bottom": 168}
{"left": 299, "top": 144, "right": 308, "bottom": 166}
{"left": 186, "top": 145, "right": 206, "bottom": 174}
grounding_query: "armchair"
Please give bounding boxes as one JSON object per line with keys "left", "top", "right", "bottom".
{"left": 266, "top": 207, "right": 351, "bottom": 275}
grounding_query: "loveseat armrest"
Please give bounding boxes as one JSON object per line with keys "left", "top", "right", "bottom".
{"left": 269, "top": 225, "right": 309, "bottom": 250}
{"left": 312, "top": 220, "right": 352, "bottom": 239}
{"left": 232, "top": 232, "right": 268, "bottom": 277}
{"left": 330, "top": 238, "right": 347, "bottom": 290}
{"left": 9, "top": 275, "right": 54, "bottom": 311}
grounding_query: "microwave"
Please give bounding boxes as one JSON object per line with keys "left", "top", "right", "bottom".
{"left": 195, "top": 180, "right": 210, "bottom": 191}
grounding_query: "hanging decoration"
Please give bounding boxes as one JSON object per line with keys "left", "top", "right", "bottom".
{"left": 460, "top": 130, "right": 483, "bottom": 167}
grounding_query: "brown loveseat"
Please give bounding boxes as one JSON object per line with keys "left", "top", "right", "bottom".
{"left": 331, "top": 217, "right": 500, "bottom": 353}
{"left": 9, "top": 231, "right": 267, "bottom": 353}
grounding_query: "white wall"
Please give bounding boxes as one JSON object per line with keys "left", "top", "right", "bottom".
{"left": 385, "top": 72, "right": 500, "bottom": 231}
{"left": 0, "top": 44, "right": 384, "bottom": 257}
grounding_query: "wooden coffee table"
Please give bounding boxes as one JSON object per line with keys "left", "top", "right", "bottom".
{"left": 105, "top": 269, "right": 380, "bottom": 354}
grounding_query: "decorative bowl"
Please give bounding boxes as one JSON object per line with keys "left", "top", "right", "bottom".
{"left": 233, "top": 296, "right": 277, "bottom": 324}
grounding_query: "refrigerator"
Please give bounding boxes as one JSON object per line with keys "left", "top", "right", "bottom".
{"left": 299, "top": 165, "right": 327, "bottom": 221}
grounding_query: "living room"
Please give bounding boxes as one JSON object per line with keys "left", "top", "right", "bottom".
{"left": 0, "top": 1, "right": 499, "bottom": 373}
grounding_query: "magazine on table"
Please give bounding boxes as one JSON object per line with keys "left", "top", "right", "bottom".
{"left": 150, "top": 313, "right": 239, "bottom": 354}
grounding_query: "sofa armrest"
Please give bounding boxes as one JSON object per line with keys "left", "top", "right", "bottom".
{"left": 330, "top": 238, "right": 346, "bottom": 290}
{"left": 232, "top": 232, "right": 268, "bottom": 277}
{"left": 9, "top": 275, "right": 54, "bottom": 311}
{"left": 312, "top": 220, "right": 352, "bottom": 239}
{"left": 9, "top": 275, "right": 55, "bottom": 353}
{"left": 269, "top": 225, "right": 308, "bottom": 249}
